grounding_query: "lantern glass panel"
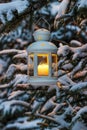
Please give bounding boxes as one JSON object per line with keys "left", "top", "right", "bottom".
{"left": 37, "top": 54, "right": 49, "bottom": 76}
{"left": 28, "top": 54, "right": 34, "bottom": 76}
{"left": 52, "top": 54, "right": 58, "bottom": 77}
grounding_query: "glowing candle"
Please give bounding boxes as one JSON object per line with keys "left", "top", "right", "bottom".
{"left": 38, "top": 64, "right": 49, "bottom": 76}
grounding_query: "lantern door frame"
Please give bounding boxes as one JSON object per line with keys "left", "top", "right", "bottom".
{"left": 28, "top": 52, "right": 57, "bottom": 78}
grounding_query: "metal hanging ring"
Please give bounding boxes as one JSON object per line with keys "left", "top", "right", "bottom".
{"left": 35, "top": 17, "right": 51, "bottom": 31}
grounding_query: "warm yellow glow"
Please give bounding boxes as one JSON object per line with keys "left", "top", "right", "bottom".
{"left": 38, "top": 63, "right": 49, "bottom": 76}
{"left": 52, "top": 54, "right": 57, "bottom": 63}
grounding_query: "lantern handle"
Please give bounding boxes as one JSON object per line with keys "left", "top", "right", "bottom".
{"left": 35, "top": 17, "right": 51, "bottom": 31}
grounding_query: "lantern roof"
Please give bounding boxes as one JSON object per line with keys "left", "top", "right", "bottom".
{"left": 27, "top": 41, "right": 58, "bottom": 53}
{"left": 33, "top": 28, "right": 51, "bottom": 41}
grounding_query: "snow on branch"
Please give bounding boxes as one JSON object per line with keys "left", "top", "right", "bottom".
{"left": 70, "top": 82, "right": 87, "bottom": 92}
{"left": 0, "top": 49, "right": 26, "bottom": 55}
{"left": 77, "top": 0, "right": 87, "bottom": 12}
{"left": 72, "top": 106, "right": 87, "bottom": 123}
{"left": 54, "top": 0, "right": 70, "bottom": 28}
{"left": 0, "top": 0, "right": 30, "bottom": 33}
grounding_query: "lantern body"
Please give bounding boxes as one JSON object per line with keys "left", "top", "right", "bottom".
{"left": 27, "top": 29, "right": 58, "bottom": 85}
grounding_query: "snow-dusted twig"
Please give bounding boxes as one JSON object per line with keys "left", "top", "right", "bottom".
{"left": 13, "top": 52, "right": 27, "bottom": 60}
{"left": 72, "top": 106, "right": 87, "bottom": 123}
{"left": 25, "top": 112, "right": 60, "bottom": 124}
{"left": 70, "top": 82, "right": 87, "bottom": 92}
{"left": 0, "top": 49, "right": 26, "bottom": 55}
{"left": 8, "top": 90, "right": 25, "bottom": 100}
{"left": 54, "top": 0, "right": 70, "bottom": 28}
